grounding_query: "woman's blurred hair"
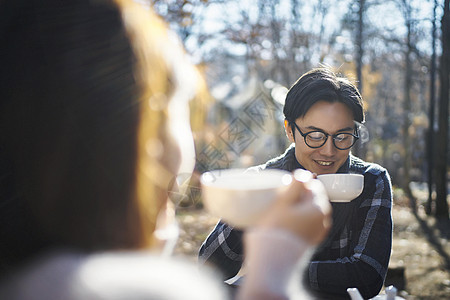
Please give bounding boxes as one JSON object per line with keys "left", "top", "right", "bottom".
{"left": 0, "top": 0, "right": 203, "bottom": 271}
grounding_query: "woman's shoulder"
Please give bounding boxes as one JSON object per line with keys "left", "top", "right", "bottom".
{"left": 0, "top": 251, "right": 227, "bottom": 300}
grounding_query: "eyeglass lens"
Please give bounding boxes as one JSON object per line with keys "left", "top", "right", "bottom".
{"left": 305, "top": 131, "right": 356, "bottom": 150}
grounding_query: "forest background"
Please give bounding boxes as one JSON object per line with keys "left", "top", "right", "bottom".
{"left": 147, "top": 0, "right": 449, "bottom": 298}
{"left": 147, "top": 0, "right": 448, "bottom": 218}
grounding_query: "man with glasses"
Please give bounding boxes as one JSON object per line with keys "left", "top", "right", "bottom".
{"left": 199, "top": 67, "right": 393, "bottom": 299}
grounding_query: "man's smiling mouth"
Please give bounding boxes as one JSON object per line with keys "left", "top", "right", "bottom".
{"left": 316, "top": 160, "right": 333, "bottom": 166}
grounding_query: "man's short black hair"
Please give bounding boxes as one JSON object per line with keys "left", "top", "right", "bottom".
{"left": 283, "top": 67, "right": 364, "bottom": 124}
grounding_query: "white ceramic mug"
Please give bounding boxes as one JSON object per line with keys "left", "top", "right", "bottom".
{"left": 317, "top": 173, "right": 364, "bottom": 203}
{"left": 200, "top": 169, "right": 293, "bottom": 228}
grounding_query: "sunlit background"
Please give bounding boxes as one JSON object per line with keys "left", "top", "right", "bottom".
{"left": 145, "top": 0, "right": 447, "bottom": 212}
{"left": 141, "top": 1, "right": 449, "bottom": 298}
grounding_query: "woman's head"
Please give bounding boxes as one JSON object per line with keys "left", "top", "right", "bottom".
{"left": 0, "top": 0, "right": 200, "bottom": 259}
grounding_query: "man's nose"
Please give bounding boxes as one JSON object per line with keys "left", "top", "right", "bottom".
{"left": 319, "top": 137, "right": 336, "bottom": 156}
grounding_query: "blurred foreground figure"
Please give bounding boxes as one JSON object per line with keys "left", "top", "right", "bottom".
{"left": 0, "top": 0, "right": 330, "bottom": 299}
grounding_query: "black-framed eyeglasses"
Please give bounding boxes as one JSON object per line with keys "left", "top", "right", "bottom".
{"left": 291, "top": 122, "right": 359, "bottom": 150}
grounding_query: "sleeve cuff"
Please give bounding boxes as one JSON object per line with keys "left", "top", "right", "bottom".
{"left": 237, "top": 228, "right": 312, "bottom": 299}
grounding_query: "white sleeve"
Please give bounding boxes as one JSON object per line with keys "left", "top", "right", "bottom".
{"left": 237, "top": 229, "right": 313, "bottom": 300}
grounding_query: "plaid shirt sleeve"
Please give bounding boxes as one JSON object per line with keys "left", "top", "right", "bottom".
{"left": 198, "top": 221, "right": 244, "bottom": 280}
{"left": 306, "top": 166, "right": 393, "bottom": 299}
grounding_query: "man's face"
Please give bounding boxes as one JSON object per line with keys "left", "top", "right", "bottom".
{"left": 285, "top": 101, "right": 355, "bottom": 175}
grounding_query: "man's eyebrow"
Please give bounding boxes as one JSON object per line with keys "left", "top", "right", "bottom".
{"left": 306, "top": 126, "right": 354, "bottom": 133}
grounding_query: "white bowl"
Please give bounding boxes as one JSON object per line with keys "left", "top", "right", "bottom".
{"left": 317, "top": 174, "right": 364, "bottom": 203}
{"left": 200, "top": 169, "right": 292, "bottom": 228}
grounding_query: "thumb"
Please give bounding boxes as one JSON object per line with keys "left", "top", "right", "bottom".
{"left": 277, "top": 169, "right": 314, "bottom": 206}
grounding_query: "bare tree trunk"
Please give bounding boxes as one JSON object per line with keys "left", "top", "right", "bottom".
{"left": 353, "top": 0, "right": 366, "bottom": 159}
{"left": 426, "top": 0, "right": 438, "bottom": 215}
{"left": 356, "top": 0, "right": 364, "bottom": 95}
{"left": 289, "top": 0, "right": 302, "bottom": 85}
{"left": 436, "top": 0, "right": 450, "bottom": 220}
{"left": 403, "top": 5, "right": 414, "bottom": 204}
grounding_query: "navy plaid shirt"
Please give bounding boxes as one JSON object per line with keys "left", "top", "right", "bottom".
{"left": 199, "top": 145, "right": 393, "bottom": 299}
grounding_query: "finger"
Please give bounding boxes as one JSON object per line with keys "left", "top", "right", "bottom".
{"left": 288, "top": 169, "right": 315, "bottom": 204}
{"left": 308, "top": 180, "right": 331, "bottom": 212}
{"left": 291, "top": 183, "right": 314, "bottom": 207}
{"left": 276, "top": 177, "right": 311, "bottom": 206}
{"left": 293, "top": 169, "right": 313, "bottom": 182}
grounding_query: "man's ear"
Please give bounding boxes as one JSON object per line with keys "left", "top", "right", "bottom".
{"left": 284, "top": 120, "right": 295, "bottom": 143}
